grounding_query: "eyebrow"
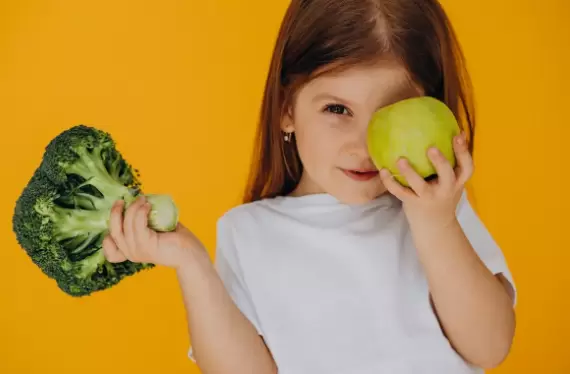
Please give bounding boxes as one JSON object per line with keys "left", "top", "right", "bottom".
{"left": 312, "top": 93, "right": 355, "bottom": 106}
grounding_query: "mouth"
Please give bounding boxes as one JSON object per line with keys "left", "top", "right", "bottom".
{"left": 341, "top": 168, "right": 379, "bottom": 181}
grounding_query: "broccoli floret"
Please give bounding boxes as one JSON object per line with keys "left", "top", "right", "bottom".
{"left": 12, "top": 125, "right": 179, "bottom": 297}
{"left": 40, "top": 124, "right": 141, "bottom": 202}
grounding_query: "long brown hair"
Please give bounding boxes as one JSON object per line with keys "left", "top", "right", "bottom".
{"left": 243, "top": 0, "right": 475, "bottom": 203}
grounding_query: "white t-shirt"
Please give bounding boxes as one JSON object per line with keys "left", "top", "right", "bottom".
{"left": 188, "top": 191, "right": 515, "bottom": 374}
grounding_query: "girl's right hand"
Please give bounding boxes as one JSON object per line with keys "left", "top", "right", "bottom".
{"left": 102, "top": 195, "right": 205, "bottom": 269}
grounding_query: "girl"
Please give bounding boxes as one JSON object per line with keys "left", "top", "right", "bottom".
{"left": 102, "top": 0, "right": 517, "bottom": 373}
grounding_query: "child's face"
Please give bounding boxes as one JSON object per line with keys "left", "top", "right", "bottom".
{"left": 283, "top": 60, "right": 423, "bottom": 204}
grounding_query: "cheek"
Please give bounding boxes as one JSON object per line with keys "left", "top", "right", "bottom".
{"left": 295, "top": 120, "right": 340, "bottom": 170}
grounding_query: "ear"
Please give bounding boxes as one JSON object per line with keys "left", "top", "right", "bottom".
{"left": 280, "top": 106, "right": 295, "bottom": 133}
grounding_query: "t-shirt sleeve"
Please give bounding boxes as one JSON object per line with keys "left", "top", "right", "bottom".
{"left": 214, "top": 214, "right": 263, "bottom": 333}
{"left": 456, "top": 190, "right": 517, "bottom": 305}
{"left": 187, "top": 213, "right": 262, "bottom": 362}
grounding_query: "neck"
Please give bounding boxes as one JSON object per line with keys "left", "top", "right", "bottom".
{"left": 289, "top": 172, "right": 325, "bottom": 197}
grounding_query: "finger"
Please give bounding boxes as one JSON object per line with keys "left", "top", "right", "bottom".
{"left": 380, "top": 168, "right": 416, "bottom": 201}
{"left": 453, "top": 133, "right": 474, "bottom": 186}
{"left": 396, "top": 158, "right": 428, "bottom": 196}
{"left": 124, "top": 195, "right": 146, "bottom": 250}
{"left": 427, "top": 147, "right": 456, "bottom": 188}
{"left": 134, "top": 202, "right": 152, "bottom": 249}
{"left": 102, "top": 235, "right": 127, "bottom": 263}
{"left": 108, "top": 200, "right": 129, "bottom": 254}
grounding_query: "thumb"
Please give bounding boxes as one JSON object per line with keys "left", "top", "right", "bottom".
{"left": 102, "top": 235, "right": 128, "bottom": 263}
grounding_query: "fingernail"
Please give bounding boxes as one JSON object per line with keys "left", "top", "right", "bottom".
{"left": 457, "top": 135, "right": 464, "bottom": 145}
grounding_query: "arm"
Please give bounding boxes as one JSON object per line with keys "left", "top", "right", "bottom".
{"left": 102, "top": 196, "right": 277, "bottom": 373}
{"left": 408, "top": 217, "right": 515, "bottom": 368}
{"left": 378, "top": 133, "right": 516, "bottom": 368}
{"left": 177, "top": 246, "right": 278, "bottom": 374}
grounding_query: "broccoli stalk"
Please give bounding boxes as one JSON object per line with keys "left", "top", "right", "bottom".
{"left": 64, "top": 144, "right": 134, "bottom": 208}
{"left": 12, "top": 125, "right": 179, "bottom": 297}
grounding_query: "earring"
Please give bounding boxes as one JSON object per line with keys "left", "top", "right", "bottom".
{"left": 284, "top": 131, "right": 292, "bottom": 142}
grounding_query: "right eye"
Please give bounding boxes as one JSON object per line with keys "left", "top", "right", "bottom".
{"left": 324, "top": 104, "right": 351, "bottom": 116}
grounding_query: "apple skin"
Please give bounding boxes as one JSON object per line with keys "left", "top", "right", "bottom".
{"left": 367, "top": 96, "right": 461, "bottom": 187}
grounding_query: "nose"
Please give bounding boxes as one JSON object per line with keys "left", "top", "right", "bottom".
{"left": 344, "top": 120, "right": 371, "bottom": 159}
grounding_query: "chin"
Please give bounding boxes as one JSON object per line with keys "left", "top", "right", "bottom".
{"left": 331, "top": 188, "right": 381, "bottom": 206}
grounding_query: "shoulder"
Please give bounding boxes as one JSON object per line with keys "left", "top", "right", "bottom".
{"left": 213, "top": 198, "right": 286, "bottom": 270}
{"left": 215, "top": 197, "right": 282, "bottom": 237}
{"left": 217, "top": 198, "right": 271, "bottom": 225}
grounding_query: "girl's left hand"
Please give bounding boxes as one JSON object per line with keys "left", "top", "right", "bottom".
{"left": 379, "top": 133, "right": 473, "bottom": 226}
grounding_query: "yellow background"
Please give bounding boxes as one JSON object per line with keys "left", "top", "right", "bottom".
{"left": 1, "top": 0, "right": 568, "bottom": 373}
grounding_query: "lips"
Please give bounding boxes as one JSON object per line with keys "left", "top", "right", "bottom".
{"left": 341, "top": 168, "right": 379, "bottom": 181}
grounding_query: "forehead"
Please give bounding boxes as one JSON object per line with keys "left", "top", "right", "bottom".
{"left": 299, "top": 61, "right": 422, "bottom": 110}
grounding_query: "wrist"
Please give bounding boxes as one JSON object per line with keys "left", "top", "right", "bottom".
{"left": 171, "top": 226, "right": 208, "bottom": 266}
{"left": 175, "top": 241, "right": 213, "bottom": 274}
{"left": 406, "top": 209, "right": 456, "bottom": 231}
{"left": 406, "top": 210, "right": 460, "bottom": 243}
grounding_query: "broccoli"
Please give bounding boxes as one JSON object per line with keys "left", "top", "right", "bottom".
{"left": 12, "top": 125, "right": 179, "bottom": 297}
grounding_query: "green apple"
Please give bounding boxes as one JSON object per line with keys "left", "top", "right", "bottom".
{"left": 367, "top": 96, "right": 460, "bottom": 187}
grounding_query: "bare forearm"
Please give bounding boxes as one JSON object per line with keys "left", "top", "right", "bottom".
{"left": 409, "top": 218, "right": 515, "bottom": 368}
{"left": 176, "top": 249, "right": 277, "bottom": 374}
